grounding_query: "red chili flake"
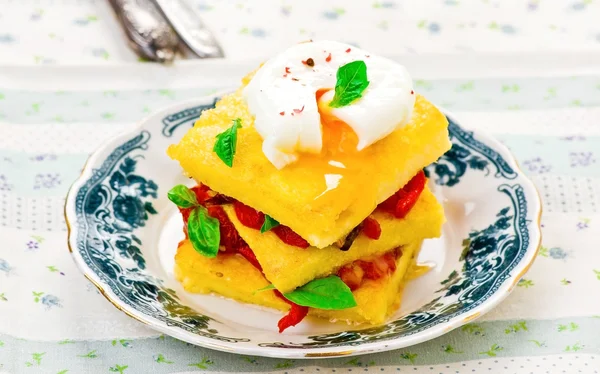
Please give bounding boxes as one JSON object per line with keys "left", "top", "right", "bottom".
{"left": 291, "top": 77, "right": 299, "bottom": 81}
{"left": 345, "top": 48, "right": 351, "bottom": 53}
{"left": 325, "top": 53, "right": 332, "bottom": 62}
{"left": 279, "top": 111, "right": 285, "bottom": 116}
{"left": 285, "top": 67, "right": 291, "bottom": 74}
{"left": 411, "top": 90, "right": 414, "bottom": 95}
{"left": 293, "top": 105, "right": 305, "bottom": 114}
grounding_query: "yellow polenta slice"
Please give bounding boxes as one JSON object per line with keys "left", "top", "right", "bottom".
{"left": 175, "top": 239, "right": 422, "bottom": 325}
{"left": 310, "top": 240, "right": 421, "bottom": 324}
{"left": 175, "top": 241, "right": 288, "bottom": 311}
{"left": 224, "top": 186, "right": 444, "bottom": 293}
{"left": 167, "top": 72, "right": 451, "bottom": 248}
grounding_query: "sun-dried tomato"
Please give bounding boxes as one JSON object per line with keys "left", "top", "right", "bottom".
{"left": 233, "top": 201, "right": 265, "bottom": 230}
{"left": 207, "top": 205, "right": 246, "bottom": 251}
{"left": 272, "top": 225, "right": 310, "bottom": 248}
{"left": 362, "top": 217, "right": 381, "bottom": 240}
{"left": 237, "top": 245, "right": 262, "bottom": 271}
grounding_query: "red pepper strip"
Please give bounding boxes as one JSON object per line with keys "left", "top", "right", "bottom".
{"left": 378, "top": 170, "right": 427, "bottom": 219}
{"left": 393, "top": 170, "right": 426, "bottom": 219}
{"left": 274, "top": 290, "right": 309, "bottom": 333}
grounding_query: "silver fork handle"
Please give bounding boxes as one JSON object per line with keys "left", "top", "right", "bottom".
{"left": 154, "top": 0, "right": 224, "bottom": 58}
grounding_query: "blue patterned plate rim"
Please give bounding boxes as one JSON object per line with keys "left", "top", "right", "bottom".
{"left": 65, "top": 94, "right": 542, "bottom": 358}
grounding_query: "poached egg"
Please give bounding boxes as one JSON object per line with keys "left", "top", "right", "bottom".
{"left": 243, "top": 40, "right": 415, "bottom": 169}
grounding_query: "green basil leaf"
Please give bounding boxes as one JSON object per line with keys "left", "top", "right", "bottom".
{"left": 283, "top": 275, "right": 357, "bottom": 310}
{"left": 187, "top": 206, "right": 220, "bottom": 258}
{"left": 167, "top": 184, "right": 198, "bottom": 208}
{"left": 260, "top": 215, "right": 280, "bottom": 233}
{"left": 213, "top": 118, "right": 242, "bottom": 167}
{"left": 329, "top": 60, "right": 370, "bottom": 108}
{"left": 253, "top": 284, "right": 276, "bottom": 295}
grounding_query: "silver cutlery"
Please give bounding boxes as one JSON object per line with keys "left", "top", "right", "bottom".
{"left": 108, "top": 0, "right": 181, "bottom": 63}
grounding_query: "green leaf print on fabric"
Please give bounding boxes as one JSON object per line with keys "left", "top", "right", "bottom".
{"left": 188, "top": 357, "right": 213, "bottom": 369}
{"left": 538, "top": 245, "right": 548, "bottom": 257}
{"left": 399, "top": 352, "right": 418, "bottom": 364}
{"left": 461, "top": 323, "right": 485, "bottom": 335}
{"left": 0, "top": 340, "right": 4, "bottom": 347}
{"left": 505, "top": 321, "right": 528, "bottom": 334}
{"left": 443, "top": 345, "right": 464, "bottom": 354}
{"left": 529, "top": 339, "right": 547, "bottom": 348}
{"left": 158, "top": 90, "right": 176, "bottom": 99}
{"left": 32, "top": 291, "right": 44, "bottom": 303}
{"left": 565, "top": 342, "right": 583, "bottom": 352}
{"left": 517, "top": 279, "right": 534, "bottom": 288}
{"left": 102, "top": 113, "right": 116, "bottom": 120}
{"left": 544, "top": 88, "right": 557, "bottom": 100}
{"left": 58, "top": 339, "right": 74, "bottom": 345}
{"left": 242, "top": 356, "right": 258, "bottom": 365}
{"left": 456, "top": 81, "right": 474, "bottom": 92}
{"left": 558, "top": 322, "right": 579, "bottom": 332}
{"left": 346, "top": 358, "right": 375, "bottom": 367}
{"left": 154, "top": 354, "right": 173, "bottom": 364}
{"left": 414, "top": 79, "right": 432, "bottom": 90}
{"left": 479, "top": 344, "right": 503, "bottom": 357}
{"left": 57, "top": 370, "right": 68, "bottom": 374}
{"left": 0, "top": 293, "right": 7, "bottom": 301}
{"left": 560, "top": 278, "right": 572, "bottom": 285}
{"left": 593, "top": 269, "right": 600, "bottom": 280}
{"left": 274, "top": 359, "right": 294, "bottom": 369}
{"left": 501, "top": 84, "right": 520, "bottom": 93}
{"left": 109, "top": 364, "right": 128, "bottom": 373}
{"left": 78, "top": 350, "right": 98, "bottom": 358}
{"left": 25, "top": 352, "right": 45, "bottom": 366}
{"left": 111, "top": 339, "right": 131, "bottom": 348}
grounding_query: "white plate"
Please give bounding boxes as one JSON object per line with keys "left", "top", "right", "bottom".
{"left": 65, "top": 95, "right": 541, "bottom": 358}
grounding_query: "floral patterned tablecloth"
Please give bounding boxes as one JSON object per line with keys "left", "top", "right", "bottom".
{"left": 1, "top": 1, "right": 600, "bottom": 374}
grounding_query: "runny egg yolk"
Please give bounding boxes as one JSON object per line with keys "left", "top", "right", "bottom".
{"left": 316, "top": 88, "right": 360, "bottom": 156}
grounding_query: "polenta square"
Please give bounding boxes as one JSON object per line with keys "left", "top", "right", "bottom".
{"left": 175, "top": 239, "right": 423, "bottom": 326}
{"left": 222, "top": 185, "right": 444, "bottom": 293}
{"left": 168, "top": 89, "right": 450, "bottom": 248}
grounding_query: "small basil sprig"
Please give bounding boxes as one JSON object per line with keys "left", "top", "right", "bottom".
{"left": 167, "top": 184, "right": 198, "bottom": 208}
{"left": 329, "top": 60, "right": 370, "bottom": 108}
{"left": 213, "top": 118, "right": 242, "bottom": 167}
{"left": 284, "top": 275, "right": 357, "bottom": 310}
{"left": 167, "top": 185, "right": 220, "bottom": 258}
{"left": 187, "top": 206, "right": 220, "bottom": 258}
{"left": 260, "top": 215, "right": 280, "bottom": 233}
